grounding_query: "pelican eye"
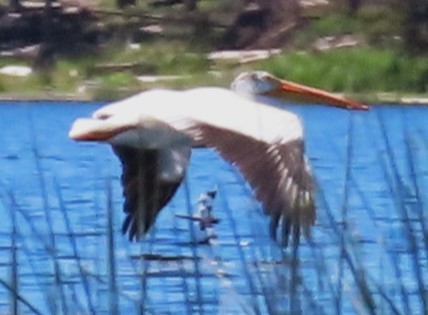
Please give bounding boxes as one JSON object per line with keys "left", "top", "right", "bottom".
{"left": 251, "top": 73, "right": 260, "bottom": 81}
{"left": 95, "top": 112, "right": 112, "bottom": 120}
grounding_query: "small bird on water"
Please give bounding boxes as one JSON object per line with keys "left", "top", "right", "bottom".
{"left": 176, "top": 188, "right": 220, "bottom": 244}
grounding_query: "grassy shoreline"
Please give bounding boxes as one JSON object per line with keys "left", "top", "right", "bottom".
{"left": 0, "top": 0, "right": 427, "bottom": 104}
{"left": 0, "top": 46, "right": 427, "bottom": 104}
{"left": 0, "top": 91, "right": 426, "bottom": 105}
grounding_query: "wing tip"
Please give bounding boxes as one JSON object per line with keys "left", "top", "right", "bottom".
{"left": 121, "top": 214, "right": 151, "bottom": 242}
{"left": 269, "top": 199, "right": 316, "bottom": 248}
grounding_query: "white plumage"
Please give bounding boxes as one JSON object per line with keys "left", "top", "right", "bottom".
{"left": 69, "top": 71, "right": 368, "bottom": 246}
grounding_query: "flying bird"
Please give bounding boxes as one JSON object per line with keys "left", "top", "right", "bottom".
{"left": 69, "top": 71, "right": 368, "bottom": 247}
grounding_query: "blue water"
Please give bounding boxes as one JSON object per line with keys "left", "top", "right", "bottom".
{"left": 0, "top": 101, "right": 427, "bottom": 314}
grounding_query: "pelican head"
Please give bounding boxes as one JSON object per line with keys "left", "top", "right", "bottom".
{"left": 231, "top": 71, "right": 281, "bottom": 96}
{"left": 231, "top": 70, "right": 369, "bottom": 110}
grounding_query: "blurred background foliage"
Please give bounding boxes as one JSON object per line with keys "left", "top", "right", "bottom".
{"left": 0, "top": 0, "right": 426, "bottom": 100}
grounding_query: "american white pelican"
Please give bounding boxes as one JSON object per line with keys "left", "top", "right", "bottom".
{"left": 69, "top": 71, "right": 368, "bottom": 246}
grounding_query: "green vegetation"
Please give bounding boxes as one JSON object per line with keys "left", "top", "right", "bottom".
{"left": 295, "top": 7, "right": 402, "bottom": 48}
{"left": 0, "top": 1, "right": 427, "bottom": 101}
{"left": 1, "top": 44, "right": 427, "bottom": 102}
{"left": 259, "top": 48, "right": 428, "bottom": 94}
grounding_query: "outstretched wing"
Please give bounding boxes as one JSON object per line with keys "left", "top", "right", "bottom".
{"left": 184, "top": 123, "right": 315, "bottom": 247}
{"left": 113, "top": 145, "right": 191, "bottom": 241}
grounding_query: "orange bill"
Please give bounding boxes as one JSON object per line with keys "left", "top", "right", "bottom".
{"left": 270, "top": 79, "right": 369, "bottom": 110}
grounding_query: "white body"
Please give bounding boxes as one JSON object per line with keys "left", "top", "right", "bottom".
{"left": 69, "top": 80, "right": 318, "bottom": 245}
{"left": 93, "top": 88, "right": 304, "bottom": 148}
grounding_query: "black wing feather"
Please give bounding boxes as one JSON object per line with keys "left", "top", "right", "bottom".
{"left": 184, "top": 123, "right": 315, "bottom": 247}
{"left": 113, "top": 146, "right": 189, "bottom": 241}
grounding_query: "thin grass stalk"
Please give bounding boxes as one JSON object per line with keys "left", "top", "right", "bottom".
{"left": 261, "top": 238, "right": 286, "bottom": 314}
{"left": 402, "top": 124, "right": 428, "bottom": 310}
{"left": 307, "top": 232, "right": 329, "bottom": 289}
{"left": 115, "top": 222, "right": 147, "bottom": 314}
{"left": 227, "top": 165, "right": 284, "bottom": 314}
{"left": 350, "top": 173, "right": 410, "bottom": 313}
{"left": 13, "top": 205, "right": 53, "bottom": 253}
{"left": 416, "top": 130, "right": 428, "bottom": 259}
{"left": 114, "top": 211, "right": 150, "bottom": 315}
{"left": 306, "top": 237, "right": 335, "bottom": 314}
{"left": 225, "top": 167, "right": 274, "bottom": 314}
{"left": 10, "top": 205, "right": 60, "bottom": 314}
{"left": 402, "top": 138, "right": 428, "bottom": 314}
{"left": 117, "top": 220, "right": 146, "bottom": 314}
{"left": 138, "top": 238, "right": 149, "bottom": 315}
{"left": 80, "top": 266, "right": 144, "bottom": 309}
{"left": 378, "top": 160, "right": 412, "bottom": 314}
{"left": 246, "top": 214, "right": 276, "bottom": 311}
{"left": 138, "top": 178, "right": 191, "bottom": 314}
{"left": 322, "top": 110, "right": 409, "bottom": 310}
{"left": 8, "top": 192, "right": 19, "bottom": 315}
{"left": 315, "top": 112, "right": 404, "bottom": 313}
{"left": 28, "top": 111, "right": 68, "bottom": 315}
{"left": 318, "top": 184, "right": 376, "bottom": 315}
{"left": 343, "top": 153, "right": 385, "bottom": 312}
{"left": 6, "top": 190, "right": 86, "bottom": 313}
{"left": 403, "top": 136, "right": 426, "bottom": 237}
{"left": 199, "top": 182, "right": 260, "bottom": 314}
{"left": 376, "top": 109, "right": 426, "bottom": 314}
{"left": 375, "top": 109, "right": 413, "bottom": 314}
{"left": 139, "top": 202, "right": 165, "bottom": 313}
{"left": 226, "top": 202, "right": 263, "bottom": 315}
{"left": 300, "top": 278, "right": 328, "bottom": 315}
{"left": 341, "top": 238, "right": 376, "bottom": 315}
{"left": 68, "top": 283, "right": 89, "bottom": 315}
{"left": 343, "top": 146, "right": 408, "bottom": 314}
{"left": 335, "top": 111, "right": 355, "bottom": 315}
{"left": 317, "top": 189, "right": 349, "bottom": 305}
{"left": 33, "top": 157, "right": 68, "bottom": 315}
{"left": 392, "top": 184, "right": 427, "bottom": 315}
{"left": 133, "top": 211, "right": 159, "bottom": 313}
{"left": 106, "top": 181, "right": 119, "bottom": 315}
{"left": 94, "top": 176, "right": 103, "bottom": 310}
{"left": 6, "top": 187, "right": 71, "bottom": 314}
{"left": 289, "top": 230, "right": 301, "bottom": 314}
{"left": 367, "top": 274, "right": 403, "bottom": 315}
{"left": 171, "top": 203, "right": 192, "bottom": 314}
{"left": 134, "top": 151, "right": 155, "bottom": 314}
{"left": 0, "top": 278, "right": 44, "bottom": 315}
{"left": 338, "top": 232, "right": 377, "bottom": 314}
{"left": 133, "top": 162, "right": 168, "bottom": 314}
{"left": 183, "top": 175, "right": 204, "bottom": 314}
{"left": 312, "top": 186, "right": 343, "bottom": 310}
{"left": 257, "top": 226, "right": 284, "bottom": 315}
{"left": 53, "top": 179, "right": 96, "bottom": 314}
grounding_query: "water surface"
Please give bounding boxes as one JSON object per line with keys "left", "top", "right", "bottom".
{"left": 0, "top": 101, "right": 427, "bottom": 314}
